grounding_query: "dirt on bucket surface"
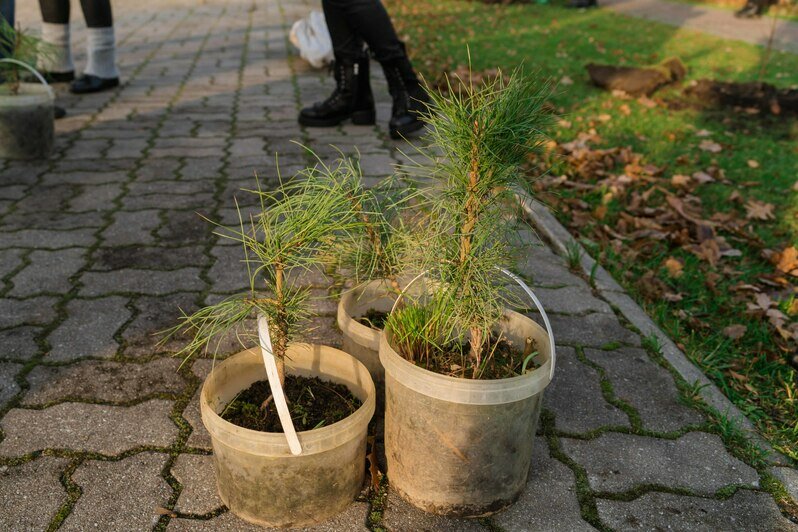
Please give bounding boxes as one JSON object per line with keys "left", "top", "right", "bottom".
{"left": 221, "top": 375, "right": 362, "bottom": 432}
{"left": 586, "top": 58, "right": 686, "bottom": 97}
{"left": 684, "top": 79, "right": 798, "bottom": 115}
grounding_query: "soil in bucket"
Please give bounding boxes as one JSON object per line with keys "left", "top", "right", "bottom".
{"left": 356, "top": 308, "right": 389, "bottom": 330}
{"left": 398, "top": 332, "right": 540, "bottom": 380}
{"left": 221, "top": 375, "right": 362, "bottom": 432}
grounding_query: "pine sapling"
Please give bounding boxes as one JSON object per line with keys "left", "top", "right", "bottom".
{"left": 163, "top": 158, "right": 366, "bottom": 387}
{"left": 389, "top": 66, "right": 553, "bottom": 378}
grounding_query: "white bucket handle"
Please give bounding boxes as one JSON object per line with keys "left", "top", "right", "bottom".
{"left": 257, "top": 314, "right": 302, "bottom": 456}
{"left": 0, "top": 59, "right": 54, "bottom": 98}
{"left": 389, "top": 268, "right": 556, "bottom": 381}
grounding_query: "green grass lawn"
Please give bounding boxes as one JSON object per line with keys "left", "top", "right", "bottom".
{"left": 387, "top": 0, "right": 798, "bottom": 460}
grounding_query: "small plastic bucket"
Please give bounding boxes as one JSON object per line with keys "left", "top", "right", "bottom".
{"left": 380, "top": 309, "right": 554, "bottom": 516}
{"left": 0, "top": 61, "right": 54, "bottom": 160}
{"left": 337, "top": 279, "right": 397, "bottom": 382}
{"left": 200, "top": 344, "right": 376, "bottom": 528}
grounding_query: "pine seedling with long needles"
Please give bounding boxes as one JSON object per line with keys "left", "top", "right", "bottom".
{"left": 334, "top": 158, "right": 422, "bottom": 296}
{"left": 163, "top": 158, "right": 367, "bottom": 384}
{"left": 387, "top": 66, "right": 553, "bottom": 378}
{"left": 0, "top": 19, "right": 51, "bottom": 95}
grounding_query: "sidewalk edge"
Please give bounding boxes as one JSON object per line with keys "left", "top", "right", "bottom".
{"left": 517, "top": 192, "right": 795, "bottom": 477}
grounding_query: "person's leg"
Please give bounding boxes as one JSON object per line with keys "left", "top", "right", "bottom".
{"left": 0, "top": 0, "right": 14, "bottom": 28}
{"left": 297, "top": 0, "right": 375, "bottom": 127}
{"left": 71, "top": 0, "right": 118, "bottom": 93}
{"left": 735, "top": 0, "right": 768, "bottom": 17}
{"left": 324, "top": 0, "right": 404, "bottom": 63}
{"left": 1, "top": 0, "right": 15, "bottom": 59}
{"left": 38, "top": 0, "right": 75, "bottom": 81}
{"left": 322, "top": 0, "right": 427, "bottom": 138}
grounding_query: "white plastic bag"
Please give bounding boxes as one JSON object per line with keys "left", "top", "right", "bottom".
{"left": 289, "top": 11, "right": 334, "bottom": 69}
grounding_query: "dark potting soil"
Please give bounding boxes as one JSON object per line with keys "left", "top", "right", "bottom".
{"left": 356, "top": 308, "right": 389, "bottom": 330}
{"left": 221, "top": 375, "right": 362, "bottom": 433}
{"left": 420, "top": 334, "right": 540, "bottom": 380}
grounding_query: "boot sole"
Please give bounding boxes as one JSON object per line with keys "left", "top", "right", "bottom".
{"left": 298, "top": 109, "right": 376, "bottom": 128}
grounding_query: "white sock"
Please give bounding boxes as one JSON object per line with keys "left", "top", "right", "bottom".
{"left": 39, "top": 22, "right": 74, "bottom": 74}
{"left": 84, "top": 26, "right": 119, "bottom": 79}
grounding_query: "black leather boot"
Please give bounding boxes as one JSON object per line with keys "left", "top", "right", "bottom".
{"left": 734, "top": 1, "right": 762, "bottom": 17}
{"left": 380, "top": 53, "right": 429, "bottom": 139}
{"left": 298, "top": 53, "right": 375, "bottom": 127}
{"left": 568, "top": 0, "right": 598, "bottom": 8}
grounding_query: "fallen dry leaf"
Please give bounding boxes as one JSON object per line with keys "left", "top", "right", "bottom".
{"left": 698, "top": 140, "right": 722, "bottom": 153}
{"left": 671, "top": 174, "right": 691, "bottom": 188}
{"left": 723, "top": 324, "right": 747, "bottom": 340}
{"left": 664, "top": 257, "right": 684, "bottom": 278}
{"left": 560, "top": 75, "right": 574, "bottom": 86}
{"left": 695, "top": 129, "right": 712, "bottom": 137}
{"left": 638, "top": 96, "right": 657, "bottom": 108}
{"left": 619, "top": 104, "right": 631, "bottom": 116}
{"left": 747, "top": 160, "right": 760, "bottom": 169}
{"left": 744, "top": 200, "right": 775, "bottom": 221}
{"left": 775, "top": 246, "right": 798, "bottom": 275}
{"left": 692, "top": 171, "right": 714, "bottom": 184}
{"left": 792, "top": 181, "right": 798, "bottom": 192}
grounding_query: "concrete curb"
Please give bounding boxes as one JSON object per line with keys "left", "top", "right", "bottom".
{"left": 517, "top": 193, "right": 795, "bottom": 477}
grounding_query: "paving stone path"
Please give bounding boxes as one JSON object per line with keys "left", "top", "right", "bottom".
{"left": 602, "top": 0, "right": 798, "bottom": 54}
{"left": 1, "top": 1, "right": 796, "bottom": 531}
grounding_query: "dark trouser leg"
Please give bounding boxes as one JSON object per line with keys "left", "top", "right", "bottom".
{"left": 322, "top": 0, "right": 403, "bottom": 62}
{"left": 320, "top": 0, "right": 427, "bottom": 138}
{"left": 1, "top": 0, "right": 15, "bottom": 59}
{"left": 79, "top": 0, "right": 113, "bottom": 28}
{"left": 39, "top": 0, "right": 69, "bottom": 23}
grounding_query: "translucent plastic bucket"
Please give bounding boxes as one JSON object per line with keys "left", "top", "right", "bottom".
{"left": 0, "top": 76, "right": 54, "bottom": 160}
{"left": 200, "top": 344, "right": 376, "bottom": 528}
{"left": 337, "top": 279, "right": 398, "bottom": 382}
{"left": 380, "top": 309, "right": 554, "bottom": 516}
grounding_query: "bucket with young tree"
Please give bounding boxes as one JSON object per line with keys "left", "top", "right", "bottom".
{"left": 165, "top": 165, "right": 376, "bottom": 528}
{"left": 380, "top": 69, "right": 557, "bottom": 516}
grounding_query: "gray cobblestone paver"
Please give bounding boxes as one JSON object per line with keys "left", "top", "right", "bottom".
{"left": 562, "top": 431, "right": 760, "bottom": 494}
{"left": 0, "top": 400, "right": 178, "bottom": 456}
{"left": 585, "top": 347, "right": 705, "bottom": 433}
{"left": 79, "top": 268, "right": 204, "bottom": 296}
{"left": 64, "top": 452, "right": 172, "bottom": 531}
{"left": 532, "top": 286, "right": 613, "bottom": 315}
{"left": 8, "top": 248, "right": 86, "bottom": 296}
{"left": 0, "top": 362, "right": 21, "bottom": 409}
{"left": 23, "top": 357, "right": 185, "bottom": 405}
{"left": 548, "top": 312, "right": 642, "bottom": 347}
{"left": 0, "top": 1, "right": 792, "bottom": 530}
{"left": 0, "top": 327, "right": 41, "bottom": 360}
{"left": 47, "top": 296, "right": 131, "bottom": 361}
{"left": 185, "top": 359, "right": 214, "bottom": 450}
{"left": 0, "top": 457, "right": 70, "bottom": 531}
{"left": 596, "top": 490, "right": 798, "bottom": 531}
{"left": 495, "top": 438, "right": 593, "bottom": 531}
{"left": 382, "top": 490, "right": 486, "bottom": 532}
{"left": 172, "top": 453, "right": 222, "bottom": 515}
{"left": 544, "top": 347, "right": 629, "bottom": 434}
